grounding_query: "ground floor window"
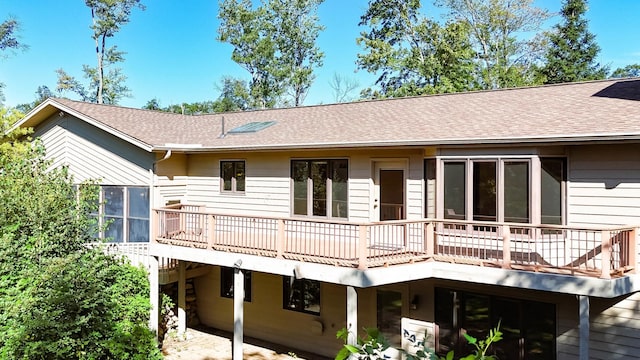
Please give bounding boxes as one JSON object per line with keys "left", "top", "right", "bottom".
{"left": 435, "top": 288, "right": 556, "bottom": 360}
{"left": 94, "top": 185, "right": 150, "bottom": 243}
{"left": 220, "top": 267, "right": 252, "bottom": 302}
{"left": 282, "top": 276, "right": 320, "bottom": 315}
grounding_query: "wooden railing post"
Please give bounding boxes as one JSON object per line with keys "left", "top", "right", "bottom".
{"left": 425, "top": 222, "right": 435, "bottom": 257}
{"left": 207, "top": 215, "right": 216, "bottom": 250}
{"left": 358, "top": 225, "right": 368, "bottom": 270}
{"left": 502, "top": 225, "right": 511, "bottom": 269}
{"left": 600, "top": 230, "right": 612, "bottom": 279}
{"left": 276, "top": 219, "right": 285, "bottom": 259}
{"left": 151, "top": 209, "right": 159, "bottom": 243}
{"left": 630, "top": 228, "right": 638, "bottom": 274}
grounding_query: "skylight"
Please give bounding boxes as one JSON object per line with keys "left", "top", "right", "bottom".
{"left": 227, "top": 121, "right": 276, "bottom": 134}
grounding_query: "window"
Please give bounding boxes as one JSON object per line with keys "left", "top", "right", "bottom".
{"left": 541, "top": 158, "right": 565, "bottom": 225}
{"left": 283, "top": 276, "right": 320, "bottom": 315}
{"left": 99, "top": 186, "right": 150, "bottom": 243}
{"left": 221, "top": 267, "right": 252, "bottom": 302}
{"left": 435, "top": 288, "right": 556, "bottom": 360}
{"left": 291, "top": 159, "right": 348, "bottom": 218}
{"left": 221, "top": 160, "right": 245, "bottom": 193}
{"left": 442, "top": 159, "right": 530, "bottom": 223}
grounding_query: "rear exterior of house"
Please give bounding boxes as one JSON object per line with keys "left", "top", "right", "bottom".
{"left": 14, "top": 79, "right": 640, "bottom": 359}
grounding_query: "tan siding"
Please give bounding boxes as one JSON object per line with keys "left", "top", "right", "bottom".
{"left": 568, "top": 144, "right": 640, "bottom": 226}
{"left": 35, "top": 114, "right": 153, "bottom": 185}
{"left": 194, "top": 268, "right": 346, "bottom": 358}
{"left": 588, "top": 293, "right": 640, "bottom": 359}
{"left": 407, "top": 153, "right": 424, "bottom": 219}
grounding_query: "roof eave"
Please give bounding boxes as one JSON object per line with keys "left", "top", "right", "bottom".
{"left": 11, "top": 98, "right": 154, "bottom": 153}
{"left": 152, "top": 133, "right": 640, "bottom": 153}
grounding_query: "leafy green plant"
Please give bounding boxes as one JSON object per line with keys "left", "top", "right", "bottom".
{"left": 335, "top": 327, "right": 390, "bottom": 360}
{"left": 459, "top": 321, "right": 503, "bottom": 360}
{"left": 335, "top": 322, "right": 503, "bottom": 360}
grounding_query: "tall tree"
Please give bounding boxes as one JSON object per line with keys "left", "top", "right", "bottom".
{"left": 357, "top": 0, "right": 475, "bottom": 98}
{"left": 217, "top": 0, "right": 325, "bottom": 108}
{"left": 267, "top": 0, "right": 324, "bottom": 106}
{"left": 56, "top": 0, "right": 144, "bottom": 104}
{"left": 328, "top": 72, "right": 359, "bottom": 103}
{"left": 437, "top": 0, "right": 550, "bottom": 89}
{"left": 540, "top": 0, "right": 607, "bottom": 84}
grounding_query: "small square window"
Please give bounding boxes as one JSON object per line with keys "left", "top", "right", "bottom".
{"left": 221, "top": 161, "right": 245, "bottom": 193}
{"left": 221, "top": 267, "right": 252, "bottom": 302}
{"left": 283, "top": 276, "right": 320, "bottom": 315}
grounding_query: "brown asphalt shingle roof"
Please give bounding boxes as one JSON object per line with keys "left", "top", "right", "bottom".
{"left": 48, "top": 78, "right": 640, "bottom": 151}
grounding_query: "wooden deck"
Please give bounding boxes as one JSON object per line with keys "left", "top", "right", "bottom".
{"left": 152, "top": 205, "right": 638, "bottom": 279}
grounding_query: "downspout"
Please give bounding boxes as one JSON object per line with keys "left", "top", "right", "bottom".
{"left": 148, "top": 149, "right": 172, "bottom": 334}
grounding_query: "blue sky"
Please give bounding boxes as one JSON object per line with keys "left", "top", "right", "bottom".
{"left": 1, "top": 0, "right": 639, "bottom": 109}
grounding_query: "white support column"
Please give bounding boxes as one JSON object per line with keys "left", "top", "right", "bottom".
{"left": 233, "top": 266, "right": 245, "bottom": 360}
{"left": 578, "top": 295, "right": 590, "bottom": 360}
{"left": 149, "top": 255, "right": 159, "bottom": 334}
{"left": 346, "top": 286, "right": 358, "bottom": 345}
{"left": 178, "top": 260, "right": 186, "bottom": 337}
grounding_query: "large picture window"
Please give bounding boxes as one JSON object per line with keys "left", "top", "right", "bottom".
{"left": 292, "top": 159, "right": 348, "bottom": 218}
{"left": 283, "top": 276, "right": 320, "bottom": 315}
{"left": 100, "top": 186, "right": 150, "bottom": 243}
{"left": 435, "top": 288, "right": 556, "bottom": 360}
{"left": 221, "top": 160, "right": 245, "bottom": 193}
{"left": 442, "top": 159, "right": 531, "bottom": 224}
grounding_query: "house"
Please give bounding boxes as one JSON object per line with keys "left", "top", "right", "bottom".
{"left": 13, "top": 78, "right": 640, "bottom": 360}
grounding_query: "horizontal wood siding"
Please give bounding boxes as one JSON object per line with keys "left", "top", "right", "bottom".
{"left": 588, "top": 293, "right": 640, "bottom": 359}
{"left": 568, "top": 144, "right": 640, "bottom": 227}
{"left": 186, "top": 153, "right": 291, "bottom": 217}
{"left": 349, "top": 153, "right": 372, "bottom": 222}
{"left": 407, "top": 153, "right": 424, "bottom": 219}
{"left": 35, "top": 114, "right": 153, "bottom": 185}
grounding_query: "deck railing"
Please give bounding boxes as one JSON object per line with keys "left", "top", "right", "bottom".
{"left": 152, "top": 206, "right": 638, "bottom": 279}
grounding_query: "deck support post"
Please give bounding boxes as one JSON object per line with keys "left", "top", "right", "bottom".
{"left": 149, "top": 255, "right": 159, "bottom": 335}
{"left": 207, "top": 215, "right": 216, "bottom": 250}
{"left": 233, "top": 263, "right": 245, "bottom": 360}
{"left": 178, "top": 260, "right": 186, "bottom": 337}
{"left": 600, "top": 230, "right": 612, "bottom": 279}
{"left": 578, "top": 295, "right": 590, "bottom": 360}
{"left": 346, "top": 286, "right": 358, "bottom": 346}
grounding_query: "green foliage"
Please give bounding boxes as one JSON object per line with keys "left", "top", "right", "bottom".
{"left": 56, "top": 0, "right": 144, "bottom": 104}
{"left": 357, "top": 0, "right": 476, "bottom": 98}
{"left": 0, "top": 129, "right": 161, "bottom": 359}
{"left": 218, "top": 0, "right": 324, "bottom": 108}
{"left": 611, "top": 64, "right": 640, "bottom": 79}
{"left": 540, "top": 0, "right": 608, "bottom": 84}
{"left": 436, "top": 0, "right": 550, "bottom": 89}
{"left": 335, "top": 327, "right": 390, "bottom": 360}
{"left": 335, "top": 323, "right": 503, "bottom": 360}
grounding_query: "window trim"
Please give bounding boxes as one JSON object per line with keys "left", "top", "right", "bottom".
{"left": 220, "top": 160, "right": 246, "bottom": 194}
{"left": 290, "top": 158, "right": 349, "bottom": 219}
{"left": 438, "top": 157, "right": 535, "bottom": 223}
{"left": 97, "top": 185, "right": 150, "bottom": 243}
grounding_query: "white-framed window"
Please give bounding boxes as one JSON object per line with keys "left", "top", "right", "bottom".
{"left": 221, "top": 160, "right": 246, "bottom": 193}
{"left": 96, "top": 185, "right": 150, "bottom": 243}
{"left": 283, "top": 276, "right": 320, "bottom": 315}
{"left": 432, "top": 157, "right": 565, "bottom": 225}
{"left": 291, "top": 159, "right": 348, "bottom": 218}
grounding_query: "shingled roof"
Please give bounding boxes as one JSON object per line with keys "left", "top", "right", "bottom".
{"left": 18, "top": 78, "right": 640, "bottom": 152}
